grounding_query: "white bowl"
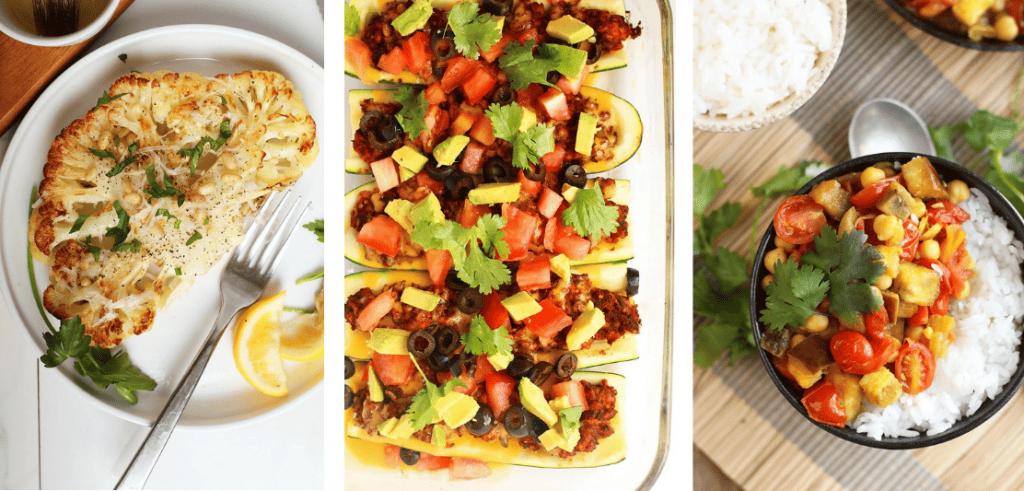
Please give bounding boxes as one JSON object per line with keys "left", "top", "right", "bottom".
{"left": 0, "top": 0, "right": 118, "bottom": 47}
{"left": 693, "top": 0, "right": 847, "bottom": 133}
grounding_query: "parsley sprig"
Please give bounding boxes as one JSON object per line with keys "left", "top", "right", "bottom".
{"left": 143, "top": 165, "right": 184, "bottom": 205}
{"left": 447, "top": 2, "right": 501, "bottom": 60}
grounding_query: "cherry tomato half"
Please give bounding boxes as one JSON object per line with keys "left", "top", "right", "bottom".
{"left": 895, "top": 339, "right": 936, "bottom": 395}
{"left": 773, "top": 195, "right": 827, "bottom": 245}
{"left": 927, "top": 200, "right": 970, "bottom": 225}
{"left": 801, "top": 380, "right": 847, "bottom": 427}
{"left": 830, "top": 330, "right": 892, "bottom": 374}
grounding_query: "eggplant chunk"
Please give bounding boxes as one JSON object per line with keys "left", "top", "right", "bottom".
{"left": 876, "top": 181, "right": 915, "bottom": 221}
{"left": 838, "top": 206, "right": 860, "bottom": 238}
{"left": 809, "top": 179, "right": 852, "bottom": 221}
{"left": 875, "top": 245, "right": 901, "bottom": 277}
{"left": 901, "top": 156, "right": 949, "bottom": 200}
{"left": 826, "top": 365, "right": 863, "bottom": 424}
{"left": 760, "top": 328, "right": 792, "bottom": 359}
{"left": 897, "top": 261, "right": 941, "bottom": 306}
{"left": 787, "top": 336, "right": 833, "bottom": 374}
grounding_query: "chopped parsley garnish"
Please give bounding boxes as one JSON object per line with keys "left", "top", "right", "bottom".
{"left": 461, "top": 316, "right": 513, "bottom": 358}
{"left": 499, "top": 41, "right": 587, "bottom": 90}
{"left": 95, "top": 91, "right": 128, "bottom": 109}
{"left": 178, "top": 119, "right": 232, "bottom": 174}
{"left": 406, "top": 355, "right": 467, "bottom": 430}
{"left": 186, "top": 231, "right": 203, "bottom": 246}
{"left": 83, "top": 235, "right": 102, "bottom": 261}
{"left": 561, "top": 187, "right": 620, "bottom": 239}
{"left": 118, "top": 53, "right": 127, "bottom": 62}
{"left": 485, "top": 103, "right": 555, "bottom": 170}
{"left": 104, "top": 201, "right": 131, "bottom": 248}
{"left": 175, "top": 267, "right": 182, "bottom": 276}
{"left": 155, "top": 208, "right": 182, "bottom": 229}
{"left": 218, "top": 95, "right": 227, "bottom": 105}
{"left": 110, "top": 239, "right": 142, "bottom": 253}
{"left": 143, "top": 165, "right": 182, "bottom": 201}
{"left": 100, "top": 141, "right": 140, "bottom": 178}
{"left": 801, "top": 226, "right": 886, "bottom": 323}
{"left": 394, "top": 86, "right": 429, "bottom": 141}
{"left": 345, "top": 2, "right": 361, "bottom": 36}
{"left": 303, "top": 219, "right": 324, "bottom": 242}
{"left": 69, "top": 213, "right": 89, "bottom": 234}
{"left": 447, "top": 2, "right": 501, "bottom": 60}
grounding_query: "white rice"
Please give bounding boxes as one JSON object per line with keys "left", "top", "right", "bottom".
{"left": 852, "top": 190, "right": 1024, "bottom": 440}
{"left": 693, "top": 0, "right": 833, "bottom": 118}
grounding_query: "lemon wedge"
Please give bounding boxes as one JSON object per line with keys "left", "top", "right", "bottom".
{"left": 280, "top": 288, "right": 325, "bottom": 361}
{"left": 233, "top": 290, "right": 288, "bottom": 397}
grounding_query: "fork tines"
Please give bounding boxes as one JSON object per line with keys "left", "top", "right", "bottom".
{"left": 232, "top": 190, "right": 309, "bottom": 278}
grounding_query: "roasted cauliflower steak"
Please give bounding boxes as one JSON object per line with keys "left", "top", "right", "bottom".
{"left": 28, "top": 70, "right": 319, "bottom": 348}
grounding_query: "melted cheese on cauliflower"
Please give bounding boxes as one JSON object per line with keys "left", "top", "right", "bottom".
{"left": 28, "top": 70, "right": 319, "bottom": 348}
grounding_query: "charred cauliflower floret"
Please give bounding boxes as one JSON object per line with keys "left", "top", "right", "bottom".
{"left": 29, "top": 70, "right": 319, "bottom": 348}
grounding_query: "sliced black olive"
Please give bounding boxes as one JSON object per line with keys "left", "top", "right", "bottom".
{"left": 445, "top": 171, "right": 475, "bottom": 200}
{"left": 555, "top": 352, "right": 578, "bottom": 378}
{"left": 358, "top": 110, "right": 385, "bottom": 134}
{"left": 481, "top": 0, "right": 513, "bottom": 16}
{"left": 580, "top": 37, "right": 603, "bottom": 65}
{"left": 492, "top": 83, "right": 514, "bottom": 105}
{"left": 503, "top": 406, "right": 530, "bottom": 438}
{"left": 461, "top": 352, "right": 478, "bottom": 378}
{"left": 546, "top": 70, "right": 562, "bottom": 86}
{"left": 446, "top": 270, "right": 469, "bottom": 291}
{"left": 359, "top": 111, "right": 403, "bottom": 153}
{"left": 466, "top": 405, "right": 495, "bottom": 435}
{"left": 345, "top": 384, "right": 353, "bottom": 409}
{"left": 526, "top": 413, "right": 549, "bottom": 441}
{"left": 522, "top": 162, "right": 546, "bottom": 182}
{"left": 457, "top": 288, "right": 484, "bottom": 314}
{"left": 561, "top": 164, "right": 588, "bottom": 188}
{"left": 529, "top": 361, "right": 555, "bottom": 386}
{"left": 626, "top": 267, "right": 640, "bottom": 296}
{"left": 483, "top": 157, "right": 514, "bottom": 183}
{"left": 449, "top": 359, "right": 464, "bottom": 377}
{"left": 432, "top": 60, "right": 447, "bottom": 80}
{"left": 507, "top": 356, "right": 534, "bottom": 379}
{"left": 435, "top": 326, "right": 461, "bottom": 355}
{"left": 345, "top": 356, "right": 355, "bottom": 380}
{"left": 428, "top": 351, "right": 452, "bottom": 372}
{"left": 546, "top": 37, "right": 571, "bottom": 47}
{"left": 432, "top": 36, "right": 457, "bottom": 61}
{"left": 384, "top": 386, "right": 403, "bottom": 403}
{"left": 407, "top": 330, "right": 436, "bottom": 358}
{"left": 425, "top": 157, "right": 455, "bottom": 181}
{"left": 400, "top": 448, "right": 420, "bottom": 466}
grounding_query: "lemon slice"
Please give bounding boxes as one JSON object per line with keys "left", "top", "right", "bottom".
{"left": 233, "top": 290, "right": 288, "bottom": 397}
{"left": 280, "top": 288, "right": 325, "bottom": 361}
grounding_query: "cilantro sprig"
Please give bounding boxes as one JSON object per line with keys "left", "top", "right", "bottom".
{"left": 394, "top": 86, "right": 429, "bottom": 142}
{"left": 345, "top": 2, "right": 361, "bottom": 36}
{"left": 406, "top": 355, "right": 467, "bottom": 430}
{"left": 447, "top": 2, "right": 501, "bottom": 60}
{"left": 499, "top": 41, "right": 587, "bottom": 90}
{"left": 801, "top": 227, "right": 885, "bottom": 324}
{"left": 461, "top": 316, "right": 513, "bottom": 358}
{"left": 485, "top": 103, "right": 555, "bottom": 170}
{"left": 562, "top": 187, "right": 620, "bottom": 239}
{"left": 303, "top": 219, "right": 324, "bottom": 243}
{"left": 409, "top": 214, "right": 511, "bottom": 293}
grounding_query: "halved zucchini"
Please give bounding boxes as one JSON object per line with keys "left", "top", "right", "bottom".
{"left": 344, "top": 179, "right": 635, "bottom": 269}
{"left": 344, "top": 0, "right": 631, "bottom": 84}
{"left": 345, "top": 370, "right": 626, "bottom": 468}
{"left": 345, "top": 86, "right": 643, "bottom": 175}
{"left": 344, "top": 264, "right": 639, "bottom": 367}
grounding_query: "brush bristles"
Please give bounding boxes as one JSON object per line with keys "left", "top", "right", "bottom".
{"left": 33, "top": 0, "right": 81, "bottom": 37}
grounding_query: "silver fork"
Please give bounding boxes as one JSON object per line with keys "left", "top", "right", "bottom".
{"left": 115, "top": 190, "right": 308, "bottom": 490}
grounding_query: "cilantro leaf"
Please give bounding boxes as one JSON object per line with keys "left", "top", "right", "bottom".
{"left": 410, "top": 219, "right": 472, "bottom": 268}
{"left": 345, "top": 2, "right": 361, "bottom": 36}
{"left": 485, "top": 103, "right": 522, "bottom": 143}
{"left": 406, "top": 356, "right": 467, "bottom": 430}
{"left": 105, "top": 201, "right": 131, "bottom": 247}
{"left": 801, "top": 226, "right": 885, "bottom": 323}
{"left": 461, "top": 316, "right": 513, "bottom": 357}
{"left": 930, "top": 125, "right": 956, "bottom": 161}
{"left": 759, "top": 258, "right": 829, "bottom": 330}
{"left": 695, "top": 202, "right": 740, "bottom": 254}
{"left": 471, "top": 214, "right": 508, "bottom": 257}
{"left": 561, "top": 187, "right": 619, "bottom": 238}
{"left": 303, "top": 219, "right": 324, "bottom": 242}
{"left": 178, "top": 119, "right": 232, "bottom": 174}
{"left": 118, "top": 53, "right": 127, "bottom": 62}
{"left": 458, "top": 244, "right": 511, "bottom": 294}
{"left": 394, "top": 86, "right": 428, "bottom": 141}
{"left": 952, "top": 110, "right": 1019, "bottom": 154}
{"left": 693, "top": 165, "right": 725, "bottom": 216}
{"left": 512, "top": 124, "right": 555, "bottom": 170}
{"left": 750, "top": 161, "right": 823, "bottom": 198}
{"left": 701, "top": 247, "right": 749, "bottom": 294}
{"left": 498, "top": 41, "right": 587, "bottom": 90}
{"left": 447, "top": 2, "right": 501, "bottom": 60}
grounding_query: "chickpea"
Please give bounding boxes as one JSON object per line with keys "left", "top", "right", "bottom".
{"left": 761, "top": 274, "right": 774, "bottom": 290}
{"left": 774, "top": 236, "right": 796, "bottom": 252}
{"left": 947, "top": 179, "right": 970, "bottom": 204}
{"left": 790, "top": 333, "right": 807, "bottom": 349}
{"left": 996, "top": 14, "right": 1020, "bottom": 42}
{"left": 874, "top": 274, "right": 893, "bottom": 291}
{"left": 764, "top": 248, "right": 787, "bottom": 274}
{"left": 920, "top": 239, "right": 940, "bottom": 260}
{"left": 873, "top": 215, "right": 902, "bottom": 242}
{"left": 804, "top": 313, "right": 829, "bottom": 333}
{"left": 860, "top": 167, "right": 886, "bottom": 187}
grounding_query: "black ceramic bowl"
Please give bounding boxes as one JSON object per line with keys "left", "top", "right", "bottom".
{"left": 883, "top": 0, "right": 1024, "bottom": 51}
{"left": 750, "top": 152, "right": 1024, "bottom": 448}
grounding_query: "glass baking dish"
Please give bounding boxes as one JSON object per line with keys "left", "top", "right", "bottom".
{"left": 341, "top": 0, "right": 673, "bottom": 487}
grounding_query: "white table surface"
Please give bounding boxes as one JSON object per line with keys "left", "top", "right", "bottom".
{"left": 0, "top": 1, "right": 325, "bottom": 489}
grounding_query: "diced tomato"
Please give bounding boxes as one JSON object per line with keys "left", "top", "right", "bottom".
{"left": 460, "top": 141, "right": 486, "bottom": 174}
{"left": 499, "top": 204, "right": 539, "bottom": 261}
{"left": 480, "top": 33, "right": 514, "bottom": 63}
{"left": 481, "top": 292, "right": 510, "bottom": 330}
{"left": 556, "top": 64, "right": 591, "bottom": 95}
{"left": 402, "top": 31, "right": 431, "bottom": 74}
{"left": 516, "top": 83, "right": 545, "bottom": 113}
{"left": 377, "top": 46, "right": 409, "bottom": 76}
{"left": 356, "top": 215, "right": 403, "bottom": 257}
{"left": 517, "top": 28, "right": 542, "bottom": 44}
{"left": 356, "top": 291, "right": 395, "bottom": 332}
{"left": 928, "top": 200, "right": 971, "bottom": 225}
{"left": 436, "top": 370, "right": 476, "bottom": 394}
{"left": 416, "top": 171, "right": 446, "bottom": 196}
{"left": 523, "top": 299, "right": 573, "bottom": 339}
{"left": 945, "top": 246, "right": 974, "bottom": 297}
{"left": 550, "top": 380, "right": 588, "bottom": 410}
{"left": 468, "top": 114, "right": 496, "bottom": 145}
{"left": 474, "top": 355, "right": 496, "bottom": 382}
{"left": 801, "top": 380, "right": 846, "bottom": 428}
{"left": 462, "top": 68, "right": 497, "bottom": 105}
{"left": 450, "top": 458, "right": 492, "bottom": 480}
{"left": 371, "top": 352, "right": 415, "bottom": 386}
{"left": 517, "top": 169, "right": 542, "bottom": 196}
{"left": 450, "top": 112, "right": 477, "bottom": 136}
{"left": 369, "top": 157, "right": 400, "bottom": 193}
{"left": 382, "top": 444, "right": 402, "bottom": 468}
{"left": 555, "top": 234, "right": 591, "bottom": 260}
{"left": 423, "top": 104, "right": 450, "bottom": 142}
{"left": 540, "top": 145, "right": 566, "bottom": 172}
{"left": 424, "top": 82, "right": 446, "bottom": 104}
{"left": 931, "top": 292, "right": 950, "bottom": 316}
{"left": 415, "top": 453, "right": 453, "bottom": 471}
{"left": 537, "top": 187, "right": 564, "bottom": 218}
{"left": 539, "top": 87, "right": 572, "bottom": 121}
{"left": 345, "top": 38, "right": 373, "bottom": 83}
{"left": 425, "top": 249, "right": 453, "bottom": 286}
{"left": 459, "top": 200, "right": 490, "bottom": 228}
{"left": 441, "top": 57, "right": 479, "bottom": 93}
{"left": 485, "top": 371, "right": 516, "bottom": 417}
{"left": 517, "top": 255, "right": 551, "bottom": 291}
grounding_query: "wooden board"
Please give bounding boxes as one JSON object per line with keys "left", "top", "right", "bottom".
{"left": 0, "top": 0, "right": 135, "bottom": 136}
{"left": 694, "top": 0, "right": 1024, "bottom": 489}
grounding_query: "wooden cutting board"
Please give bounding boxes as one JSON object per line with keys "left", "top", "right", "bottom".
{"left": 0, "top": 0, "right": 134, "bottom": 136}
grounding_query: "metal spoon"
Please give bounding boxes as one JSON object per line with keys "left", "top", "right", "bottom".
{"left": 848, "top": 98, "right": 936, "bottom": 159}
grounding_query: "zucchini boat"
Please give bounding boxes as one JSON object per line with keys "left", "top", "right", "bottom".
{"left": 345, "top": 369, "right": 626, "bottom": 468}
{"left": 344, "top": 264, "right": 639, "bottom": 367}
{"left": 345, "top": 86, "right": 642, "bottom": 175}
{"left": 344, "top": 0, "right": 640, "bottom": 85}
{"left": 345, "top": 178, "right": 634, "bottom": 270}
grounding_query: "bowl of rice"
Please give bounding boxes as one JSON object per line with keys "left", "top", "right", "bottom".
{"left": 693, "top": 0, "right": 847, "bottom": 132}
{"left": 750, "top": 153, "right": 1024, "bottom": 448}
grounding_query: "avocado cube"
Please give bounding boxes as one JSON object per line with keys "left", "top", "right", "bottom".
{"left": 519, "top": 378, "right": 558, "bottom": 427}
{"left": 392, "top": 145, "right": 429, "bottom": 172}
{"left": 546, "top": 15, "right": 596, "bottom": 45}
{"left": 539, "top": 428, "right": 568, "bottom": 452}
{"left": 433, "top": 135, "right": 470, "bottom": 167}
{"left": 566, "top": 307, "right": 606, "bottom": 351}
{"left": 437, "top": 391, "right": 480, "bottom": 429}
{"left": 575, "top": 112, "right": 598, "bottom": 157}
{"left": 410, "top": 193, "right": 445, "bottom": 224}
{"left": 400, "top": 286, "right": 442, "bottom": 311}
{"left": 468, "top": 182, "right": 521, "bottom": 205}
{"left": 368, "top": 328, "right": 411, "bottom": 356}
{"left": 384, "top": 199, "right": 415, "bottom": 233}
{"left": 367, "top": 365, "right": 385, "bottom": 402}
{"left": 501, "top": 291, "right": 543, "bottom": 321}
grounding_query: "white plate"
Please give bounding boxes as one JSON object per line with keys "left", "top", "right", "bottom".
{"left": 0, "top": 25, "right": 325, "bottom": 428}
